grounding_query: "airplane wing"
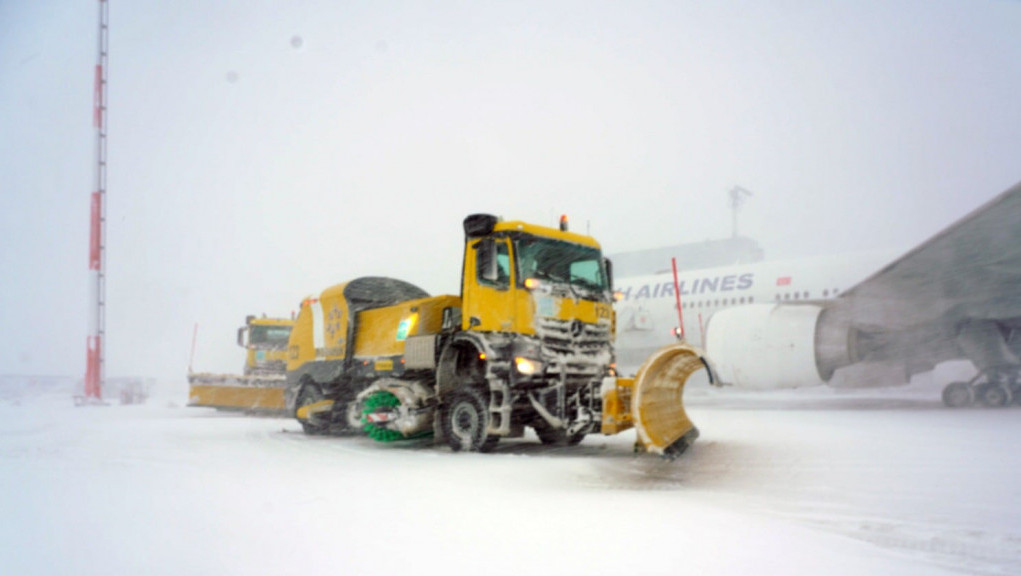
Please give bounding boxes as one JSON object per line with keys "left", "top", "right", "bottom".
{"left": 841, "top": 181, "right": 1021, "bottom": 332}
{"left": 704, "top": 180, "right": 1021, "bottom": 404}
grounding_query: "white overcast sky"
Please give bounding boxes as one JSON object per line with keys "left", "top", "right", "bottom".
{"left": 1, "top": 0, "right": 1019, "bottom": 380}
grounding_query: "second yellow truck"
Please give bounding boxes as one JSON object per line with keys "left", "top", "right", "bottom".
{"left": 188, "top": 315, "right": 294, "bottom": 413}
{"left": 289, "top": 214, "right": 713, "bottom": 457}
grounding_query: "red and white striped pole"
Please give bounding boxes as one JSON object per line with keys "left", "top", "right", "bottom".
{"left": 671, "top": 257, "right": 685, "bottom": 342}
{"left": 84, "top": 0, "right": 108, "bottom": 401}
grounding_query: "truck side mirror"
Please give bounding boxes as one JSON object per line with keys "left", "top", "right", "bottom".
{"left": 477, "top": 239, "right": 499, "bottom": 283}
{"left": 237, "top": 327, "right": 246, "bottom": 347}
{"left": 604, "top": 257, "right": 614, "bottom": 292}
{"left": 442, "top": 307, "right": 462, "bottom": 331}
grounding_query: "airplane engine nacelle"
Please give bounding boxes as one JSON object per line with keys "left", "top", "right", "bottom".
{"left": 704, "top": 303, "right": 830, "bottom": 389}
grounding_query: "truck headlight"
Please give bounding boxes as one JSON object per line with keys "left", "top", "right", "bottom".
{"left": 514, "top": 356, "right": 541, "bottom": 376}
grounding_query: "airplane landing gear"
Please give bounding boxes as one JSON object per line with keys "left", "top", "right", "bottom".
{"left": 941, "top": 381, "right": 973, "bottom": 408}
{"left": 941, "top": 366, "right": 1019, "bottom": 408}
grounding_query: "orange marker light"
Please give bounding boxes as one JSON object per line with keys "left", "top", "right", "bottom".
{"left": 559, "top": 214, "right": 569, "bottom": 231}
{"left": 524, "top": 278, "right": 540, "bottom": 290}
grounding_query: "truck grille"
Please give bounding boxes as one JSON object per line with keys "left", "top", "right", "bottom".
{"left": 534, "top": 317, "right": 612, "bottom": 383}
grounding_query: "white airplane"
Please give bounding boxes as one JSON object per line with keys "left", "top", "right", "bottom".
{"left": 614, "top": 181, "right": 1021, "bottom": 407}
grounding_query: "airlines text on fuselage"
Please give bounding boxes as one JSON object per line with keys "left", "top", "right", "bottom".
{"left": 618, "top": 273, "right": 755, "bottom": 301}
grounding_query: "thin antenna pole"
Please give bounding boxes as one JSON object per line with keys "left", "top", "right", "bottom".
{"left": 729, "top": 186, "right": 753, "bottom": 238}
{"left": 189, "top": 323, "right": 199, "bottom": 374}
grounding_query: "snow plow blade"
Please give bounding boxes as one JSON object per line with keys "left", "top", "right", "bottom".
{"left": 187, "top": 373, "right": 288, "bottom": 415}
{"left": 603, "top": 343, "right": 713, "bottom": 459}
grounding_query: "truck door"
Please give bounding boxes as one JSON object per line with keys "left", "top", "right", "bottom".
{"left": 463, "top": 237, "right": 516, "bottom": 332}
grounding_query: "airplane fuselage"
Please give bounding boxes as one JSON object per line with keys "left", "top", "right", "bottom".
{"left": 614, "top": 251, "right": 895, "bottom": 374}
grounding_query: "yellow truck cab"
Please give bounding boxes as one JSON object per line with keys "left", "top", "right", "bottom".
{"left": 286, "top": 214, "right": 707, "bottom": 456}
{"left": 238, "top": 316, "right": 294, "bottom": 376}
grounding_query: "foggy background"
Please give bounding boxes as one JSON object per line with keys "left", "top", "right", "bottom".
{"left": 1, "top": 0, "right": 1019, "bottom": 381}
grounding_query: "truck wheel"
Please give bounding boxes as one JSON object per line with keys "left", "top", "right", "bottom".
{"left": 442, "top": 387, "right": 498, "bottom": 453}
{"left": 296, "top": 383, "right": 328, "bottom": 435}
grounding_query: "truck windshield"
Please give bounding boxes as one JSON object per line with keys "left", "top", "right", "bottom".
{"left": 514, "top": 237, "right": 608, "bottom": 296}
{"left": 249, "top": 326, "right": 292, "bottom": 347}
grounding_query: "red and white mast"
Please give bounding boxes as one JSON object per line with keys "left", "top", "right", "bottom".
{"left": 84, "top": 0, "right": 108, "bottom": 401}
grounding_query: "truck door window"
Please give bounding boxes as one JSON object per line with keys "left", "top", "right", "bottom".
{"left": 477, "top": 239, "right": 510, "bottom": 288}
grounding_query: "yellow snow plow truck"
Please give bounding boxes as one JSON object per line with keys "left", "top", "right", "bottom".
{"left": 188, "top": 316, "right": 294, "bottom": 413}
{"left": 290, "top": 214, "right": 714, "bottom": 458}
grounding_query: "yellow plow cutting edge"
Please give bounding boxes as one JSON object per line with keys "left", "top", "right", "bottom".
{"left": 295, "top": 399, "right": 334, "bottom": 421}
{"left": 603, "top": 343, "right": 712, "bottom": 459}
{"left": 187, "top": 384, "right": 287, "bottom": 414}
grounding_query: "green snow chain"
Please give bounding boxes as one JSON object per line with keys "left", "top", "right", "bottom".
{"left": 361, "top": 390, "right": 406, "bottom": 442}
{"left": 361, "top": 390, "right": 432, "bottom": 443}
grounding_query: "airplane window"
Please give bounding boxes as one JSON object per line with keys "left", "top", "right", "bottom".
{"left": 740, "top": 297, "right": 745, "bottom": 304}
{"left": 749, "top": 296, "right": 754, "bottom": 303}
{"left": 784, "top": 293, "right": 790, "bottom": 301}
{"left": 794, "top": 293, "right": 800, "bottom": 300}
{"left": 775, "top": 295, "right": 780, "bottom": 301}
{"left": 823, "top": 289, "right": 829, "bottom": 297}
{"left": 714, "top": 299, "right": 719, "bottom": 307}
{"left": 804, "top": 292, "right": 809, "bottom": 299}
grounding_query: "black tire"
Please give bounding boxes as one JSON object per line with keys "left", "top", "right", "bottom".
{"left": 442, "top": 387, "right": 497, "bottom": 453}
{"left": 941, "top": 381, "right": 974, "bottom": 408}
{"left": 534, "top": 423, "right": 585, "bottom": 446}
{"left": 296, "top": 383, "right": 329, "bottom": 435}
{"left": 980, "top": 383, "right": 1013, "bottom": 408}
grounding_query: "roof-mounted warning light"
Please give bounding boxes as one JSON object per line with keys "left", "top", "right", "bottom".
{"left": 559, "top": 214, "right": 569, "bottom": 232}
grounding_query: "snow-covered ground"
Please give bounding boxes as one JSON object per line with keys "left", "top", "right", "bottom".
{"left": 1, "top": 378, "right": 1018, "bottom": 576}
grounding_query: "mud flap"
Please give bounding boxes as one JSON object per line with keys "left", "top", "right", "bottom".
{"left": 630, "top": 343, "right": 711, "bottom": 459}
